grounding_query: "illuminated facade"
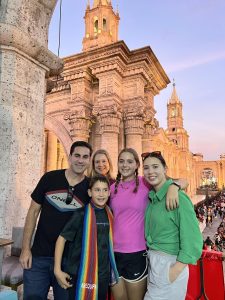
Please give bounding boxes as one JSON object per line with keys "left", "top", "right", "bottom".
{"left": 44, "top": 0, "right": 225, "bottom": 198}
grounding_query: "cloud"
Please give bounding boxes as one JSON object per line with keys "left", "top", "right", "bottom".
{"left": 166, "top": 51, "right": 225, "bottom": 72}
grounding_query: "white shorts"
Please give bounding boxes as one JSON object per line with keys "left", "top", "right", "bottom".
{"left": 144, "top": 250, "right": 189, "bottom": 300}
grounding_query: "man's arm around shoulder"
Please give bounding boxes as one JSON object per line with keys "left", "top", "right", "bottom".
{"left": 19, "top": 200, "right": 41, "bottom": 269}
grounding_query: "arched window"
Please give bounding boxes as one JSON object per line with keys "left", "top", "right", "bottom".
{"left": 103, "top": 18, "right": 107, "bottom": 30}
{"left": 94, "top": 18, "right": 98, "bottom": 34}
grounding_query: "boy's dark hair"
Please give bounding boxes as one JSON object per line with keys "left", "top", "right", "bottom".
{"left": 70, "top": 141, "right": 93, "bottom": 156}
{"left": 89, "top": 174, "right": 110, "bottom": 189}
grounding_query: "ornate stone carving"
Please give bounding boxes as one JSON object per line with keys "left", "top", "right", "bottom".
{"left": 143, "top": 117, "right": 159, "bottom": 137}
{"left": 93, "top": 103, "right": 122, "bottom": 133}
{"left": 69, "top": 77, "right": 92, "bottom": 105}
{"left": 64, "top": 108, "right": 92, "bottom": 139}
{"left": 123, "top": 104, "right": 145, "bottom": 135}
{"left": 99, "top": 76, "right": 114, "bottom": 96}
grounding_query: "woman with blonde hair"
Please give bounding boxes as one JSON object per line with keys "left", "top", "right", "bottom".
{"left": 90, "top": 149, "right": 115, "bottom": 184}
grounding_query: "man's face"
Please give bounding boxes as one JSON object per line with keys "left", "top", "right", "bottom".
{"left": 69, "top": 146, "right": 91, "bottom": 175}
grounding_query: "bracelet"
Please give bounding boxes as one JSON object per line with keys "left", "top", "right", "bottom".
{"left": 172, "top": 182, "right": 181, "bottom": 190}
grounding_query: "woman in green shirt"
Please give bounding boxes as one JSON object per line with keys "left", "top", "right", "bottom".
{"left": 142, "top": 151, "right": 203, "bottom": 300}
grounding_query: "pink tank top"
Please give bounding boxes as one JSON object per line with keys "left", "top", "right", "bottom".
{"left": 110, "top": 176, "right": 150, "bottom": 253}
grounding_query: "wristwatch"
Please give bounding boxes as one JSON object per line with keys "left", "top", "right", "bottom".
{"left": 172, "top": 182, "right": 181, "bottom": 190}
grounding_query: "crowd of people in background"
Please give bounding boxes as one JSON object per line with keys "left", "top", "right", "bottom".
{"left": 195, "top": 193, "right": 225, "bottom": 252}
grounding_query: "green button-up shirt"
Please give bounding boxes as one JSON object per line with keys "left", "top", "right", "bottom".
{"left": 145, "top": 180, "right": 203, "bottom": 264}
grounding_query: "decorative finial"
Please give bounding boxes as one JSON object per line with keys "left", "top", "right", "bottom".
{"left": 173, "top": 78, "right": 176, "bottom": 87}
{"left": 86, "top": 0, "right": 90, "bottom": 9}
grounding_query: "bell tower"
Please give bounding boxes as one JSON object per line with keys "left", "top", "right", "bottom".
{"left": 82, "top": 0, "right": 120, "bottom": 51}
{"left": 166, "top": 82, "right": 189, "bottom": 149}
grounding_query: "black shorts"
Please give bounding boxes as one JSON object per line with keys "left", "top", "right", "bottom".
{"left": 114, "top": 250, "right": 148, "bottom": 282}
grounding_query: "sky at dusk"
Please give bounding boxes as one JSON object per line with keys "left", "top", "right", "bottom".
{"left": 48, "top": 0, "right": 225, "bottom": 161}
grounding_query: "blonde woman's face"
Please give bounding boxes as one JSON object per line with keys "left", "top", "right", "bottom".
{"left": 94, "top": 153, "right": 110, "bottom": 176}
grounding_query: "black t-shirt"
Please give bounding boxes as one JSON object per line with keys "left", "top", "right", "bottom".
{"left": 31, "top": 169, "right": 90, "bottom": 257}
{"left": 61, "top": 206, "right": 110, "bottom": 279}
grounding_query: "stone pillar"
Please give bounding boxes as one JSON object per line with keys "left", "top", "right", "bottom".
{"left": 57, "top": 143, "right": 68, "bottom": 170}
{"left": 0, "top": 1, "right": 63, "bottom": 236}
{"left": 142, "top": 97, "right": 158, "bottom": 153}
{"left": 46, "top": 131, "right": 58, "bottom": 172}
{"left": 92, "top": 70, "right": 123, "bottom": 174}
{"left": 123, "top": 106, "right": 145, "bottom": 161}
{"left": 61, "top": 74, "right": 93, "bottom": 142}
{"left": 142, "top": 124, "right": 155, "bottom": 153}
{"left": 64, "top": 108, "right": 92, "bottom": 142}
{"left": 93, "top": 105, "right": 122, "bottom": 175}
{"left": 124, "top": 119, "right": 144, "bottom": 157}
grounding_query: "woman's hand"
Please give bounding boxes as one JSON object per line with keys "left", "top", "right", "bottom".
{"left": 166, "top": 184, "right": 179, "bottom": 210}
{"left": 169, "top": 262, "right": 187, "bottom": 283}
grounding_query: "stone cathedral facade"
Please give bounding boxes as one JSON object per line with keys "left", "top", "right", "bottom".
{"left": 45, "top": 0, "right": 225, "bottom": 198}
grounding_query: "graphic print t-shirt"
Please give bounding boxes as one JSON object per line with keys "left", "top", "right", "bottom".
{"left": 31, "top": 169, "right": 90, "bottom": 257}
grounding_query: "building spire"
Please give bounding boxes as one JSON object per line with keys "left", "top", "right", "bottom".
{"left": 93, "top": 0, "right": 110, "bottom": 7}
{"left": 169, "top": 79, "right": 180, "bottom": 104}
{"left": 166, "top": 81, "right": 189, "bottom": 149}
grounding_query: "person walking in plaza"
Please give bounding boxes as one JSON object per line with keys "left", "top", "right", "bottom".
{"left": 19, "top": 141, "right": 92, "bottom": 300}
{"left": 54, "top": 175, "right": 119, "bottom": 300}
{"left": 143, "top": 151, "right": 203, "bottom": 300}
{"left": 109, "top": 148, "right": 187, "bottom": 300}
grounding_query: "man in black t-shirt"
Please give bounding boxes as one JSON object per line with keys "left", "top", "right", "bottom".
{"left": 19, "top": 141, "right": 92, "bottom": 300}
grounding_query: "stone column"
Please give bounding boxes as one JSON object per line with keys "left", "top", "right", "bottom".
{"left": 93, "top": 105, "right": 122, "bottom": 175}
{"left": 0, "top": 1, "right": 62, "bottom": 236}
{"left": 57, "top": 143, "right": 68, "bottom": 170}
{"left": 64, "top": 108, "right": 92, "bottom": 142}
{"left": 124, "top": 119, "right": 144, "bottom": 158}
{"left": 124, "top": 106, "right": 145, "bottom": 161}
{"left": 92, "top": 70, "right": 123, "bottom": 174}
{"left": 142, "top": 97, "right": 158, "bottom": 153}
{"left": 46, "top": 131, "right": 58, "bottom": 172}
{"left": 142, "top": 124, "right": 155, "bottom": 153}
{"left": 62, "top": 74, "right": 93, "bottom": 142}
